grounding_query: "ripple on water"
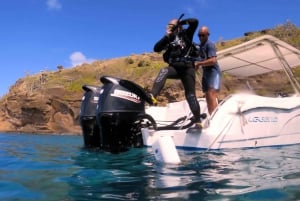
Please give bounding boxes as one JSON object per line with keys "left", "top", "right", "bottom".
{"left": 1, "top": 133, "right": 300, "bottom": 200}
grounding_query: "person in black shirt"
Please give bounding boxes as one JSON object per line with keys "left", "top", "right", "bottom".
{"left": 150, "top": 17, "right": 203, "bottom": 129}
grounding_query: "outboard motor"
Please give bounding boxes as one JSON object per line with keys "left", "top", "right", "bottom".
{"left": 96, "top": 76, "right": 154, "bottom": 153}
{"left": 79, "top": 76, "right": 156, "bottom": 153}
{"left": 79, "top": 85, "right": 102, "bottom": 148}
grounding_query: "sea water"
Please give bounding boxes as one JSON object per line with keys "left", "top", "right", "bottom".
{"left": 0, "top": 132, "right": 300, "bottom": 201}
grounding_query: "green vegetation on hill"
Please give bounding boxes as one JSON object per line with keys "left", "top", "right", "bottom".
{"left": 1, "top": 21, "right": 300, "bottom": 105}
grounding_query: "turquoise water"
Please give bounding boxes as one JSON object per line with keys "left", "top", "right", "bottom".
{"left": 0, "top": 133, "right": 300, "bottom": 201}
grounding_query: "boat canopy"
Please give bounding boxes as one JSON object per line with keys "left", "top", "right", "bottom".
{"left": 217, "top": 34, "right": 300, "bottom": 94}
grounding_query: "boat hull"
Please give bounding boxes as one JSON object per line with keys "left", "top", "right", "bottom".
{"left": 142, "top": 94, "right": 300, "bottom": 150}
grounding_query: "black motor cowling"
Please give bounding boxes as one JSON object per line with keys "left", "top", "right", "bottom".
{"left": 96, "top": 76, "right": 149, "bottom": 153}
{"left": 79, "top": 85, "right": 102, "bottom": 148}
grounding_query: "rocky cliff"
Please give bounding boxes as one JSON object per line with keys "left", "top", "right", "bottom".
{"left": 0, "top": 76, "right": 82, "bottom": 134}
{"left": 0, "top": 53, "right": 187, "bottom": 135}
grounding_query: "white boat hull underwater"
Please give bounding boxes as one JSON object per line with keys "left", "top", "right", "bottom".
{"left": 141, "top": 35, "right": 300, "bottom": 163}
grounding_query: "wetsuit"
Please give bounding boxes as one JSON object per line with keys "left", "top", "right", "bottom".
{"left": 151, "top": 18, "right": 201, "bottom": 122}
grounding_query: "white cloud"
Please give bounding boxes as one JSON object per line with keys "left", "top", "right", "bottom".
{"left": 183, "top": 0, "right": 208, "bottom": 15}
{"left": 46, "top": 0, "right": 62, "bottom": 10}
{"left": 69, "top": 51, "right": 95, "bottom": 67}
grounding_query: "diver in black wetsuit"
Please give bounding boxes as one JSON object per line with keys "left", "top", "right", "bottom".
{"left": 150, "top": 17, "right": 203, "bottom": 128}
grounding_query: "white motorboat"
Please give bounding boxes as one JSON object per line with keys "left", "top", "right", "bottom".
{"left": 79, "top": 35, "right": 300, "bottom": 162}
{"left": 141, "top": 35, "right": 300, "bottom": 163}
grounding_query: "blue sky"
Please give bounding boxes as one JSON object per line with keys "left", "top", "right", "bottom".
{"left": 0, "top": 0, "right": 299, "bottom": 97}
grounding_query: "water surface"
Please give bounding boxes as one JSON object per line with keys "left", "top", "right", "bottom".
{"left": 0, "top": 132, "right": 299, "bottom": 201}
